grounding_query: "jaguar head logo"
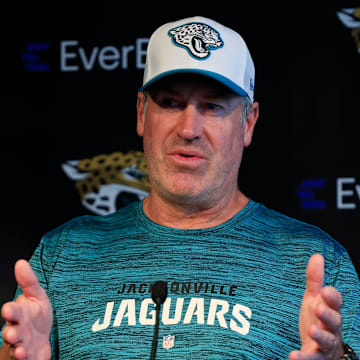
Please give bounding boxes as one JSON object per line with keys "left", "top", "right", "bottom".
{"left": 168, "top": 22, "right": 223, "bottom": 59}
{"left": 62, "top": 151, "right": 150, "bottom": 215}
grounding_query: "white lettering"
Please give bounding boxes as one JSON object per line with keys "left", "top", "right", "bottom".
{"left": 122, "top": 45, "right": 135, "bottom": 69}
{"left": 92, "top": 297, "right": 252, "bottom": 336}
{"left": 78, "top": 47, "right": 99, "bottom": 71}
{"left": 139, "top": 298, "right": 156, "bottom": 325}
{"left": 99, "top": 46, "right": 120, "bottom": 70}
{"left": 162, "top": 297, "right": 184, "bottom": 325}
{"left": 207, "top": 299, "right": 229, "bottom": 328}
{"left": 136, "top": 38, "right": 149, "bottom": 69}
{"left": 60, "top": 39, "right": 149, "bottom": 72}
{"left": 113, "top": 299, "right": 136, "bottom": 326}
{"left": 230, "top": 304, "right": 252, "bottom": 335}
{"left": 356, "top": 185, "right": 360, "bottom": 201}
{"left": 337, "top": 177, "right": 356, "bottom": 209}
{"left": 92, "top": 301, "right": 114, "bottom": 332}
{"left": 183, "top": 297, "right": 205, "bottom": 324}
{"left": 60, "top": 40, "right": 79, "bottom": 72}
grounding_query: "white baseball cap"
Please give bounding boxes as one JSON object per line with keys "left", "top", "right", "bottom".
{"left": 140, "top": 16, "right": 255, "bottom": 102}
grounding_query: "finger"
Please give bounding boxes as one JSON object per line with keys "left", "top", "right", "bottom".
{"left": 289, "top": 350, "right": 321, "bottom": 360}
{"left": 321, "top": 286, "right": 343, "bottom": 312}
{"left": 2, "top": 325, "right": 22, "bottom": 345}
{"left": 315, "top": 302, "right": 342, "bottom": 333}
{"left": 1, "top": 301, "right": 22, "bottom": 324}
{"left": 2, "top": 343, "right": 23, "bottom": 360}
{"left": 14, "top": 259, "right": 46, "bottom": 300}
{"left": 309, "top": 325, "right": 340, "bottom": 353}
{"left": 14, "top": 345, "right": 26, "bottom": 360}
{"left": 305, "top": 254, "right": 324, "bottom": 296}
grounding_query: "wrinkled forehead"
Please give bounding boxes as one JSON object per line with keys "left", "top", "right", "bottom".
{"left": 145, "top": 73, "right": 242, "bottom": 99}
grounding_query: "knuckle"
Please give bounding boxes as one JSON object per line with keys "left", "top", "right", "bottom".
{"left": 4, "top": 326, "right": 16, "bottom": 344}
{"left": 3, "top": 301, "right": 19, "bottom": 321}
{"left": 1, "top": 302, "right": 11, "bottom": 318}
{"left": 333, "top": 313, "right": 342, "bottom": 330}
{"left": 325, "top": 286, "right": 343, "bottom": 308}
{"left": 1, "top": 326, "right": 8, "bottom": 341}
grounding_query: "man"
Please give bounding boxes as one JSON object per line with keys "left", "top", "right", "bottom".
{"left": 1, "top": 16, "right": 359, "bottom": 360}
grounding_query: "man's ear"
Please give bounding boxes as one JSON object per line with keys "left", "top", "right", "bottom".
{"left": 244, "top": 101, "right": 259, "bottom": 147}
{"left": 137, "top": 92, "right": 145, "bottom": 137}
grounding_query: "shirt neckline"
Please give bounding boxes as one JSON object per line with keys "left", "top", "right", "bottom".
{"left": 134, "top": 198, "right": 260, "bottom": 234}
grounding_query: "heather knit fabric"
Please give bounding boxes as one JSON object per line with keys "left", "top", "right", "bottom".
{"left": 1, "top": 200, "right": 359, "bottom": 359}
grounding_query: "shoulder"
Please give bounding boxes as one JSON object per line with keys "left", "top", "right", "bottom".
{"left": 26, "top": 202, "right": 142, "bottom": 286}
{"left": 55, "top": 200, "right": 137, "bottom": 229}
{"left": 253, "top": 202, "right": 334, "bottom": 237}
{"left": 40, "top": 201, "right": 140, "bottom": 255}
{"left": 249, "top": 201, "right": 346, "bottom": 255}
{"left": 247, "top": 202, "right": 359, "bottom": 287}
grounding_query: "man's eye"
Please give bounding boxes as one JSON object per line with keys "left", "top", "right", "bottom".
{"left": 159, "top": 97, "right": 180, "bottom": 108}
{"left": 206, "top": 103, "right": 223, "bottom": 112}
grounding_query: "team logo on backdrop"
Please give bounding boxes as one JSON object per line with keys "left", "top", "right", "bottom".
{"left": 62, "top": 151, "right": 150, "bottom": 215}
{"left": 22, "top": 39, "right": 149, "bottom": 72}
{"left": 168, "top": 22, "right": 224, "bottom": 59}
{"left": 297, "top": 177, "right": 360, "bottom": 210}
{"left": 22, "top": 42, "right": 51, "bottom": 72}
{"left": 297, "top": 179, "right": 327, "bottom": 210}
{"left": 337, "top": 8, "right": 360, "bottom": 54}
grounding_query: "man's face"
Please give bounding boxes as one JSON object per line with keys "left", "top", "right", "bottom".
{"left": 137, "top": 75, "right": 258, "bottom": 208}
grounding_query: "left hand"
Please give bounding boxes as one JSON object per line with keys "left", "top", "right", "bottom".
{"left": 289, "top": 254, "right": 343, "bottom": 360}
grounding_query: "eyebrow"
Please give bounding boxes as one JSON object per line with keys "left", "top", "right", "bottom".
{"left": 152, "top": 86, "right": 236, "bottom": 100}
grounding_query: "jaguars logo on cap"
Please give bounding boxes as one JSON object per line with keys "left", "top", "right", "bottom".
{"left": 168, "top": 22, "right": 224, "bottom": 60}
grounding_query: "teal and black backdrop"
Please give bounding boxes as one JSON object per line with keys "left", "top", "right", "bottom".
{"left": 1, "top": 4, "right": 360, "bottom": 324}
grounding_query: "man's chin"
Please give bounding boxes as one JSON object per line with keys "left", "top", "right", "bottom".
{"left": 151, "top": 173, "right": 216, "bottom": 206}
{"left": 160, "top": 184, "right": 215, "bottom": 209}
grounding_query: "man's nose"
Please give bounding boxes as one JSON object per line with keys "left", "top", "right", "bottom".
{"left": 176, "top": 105, "right": 203, "bottom": 141}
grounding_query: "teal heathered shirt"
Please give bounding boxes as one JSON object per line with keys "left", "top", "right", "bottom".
{"left": 2, "top": 200, "right": 360, "bottom": 359}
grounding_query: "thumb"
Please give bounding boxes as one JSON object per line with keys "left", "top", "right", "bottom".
{"left": 14, "top": 259, "right": 47, "bottom": 300}
{"left": 305, "top": 253, "right": 325, "bottom": 296}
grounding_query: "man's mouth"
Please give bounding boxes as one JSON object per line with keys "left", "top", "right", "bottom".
{"left": 179, "top": 153, "right": 195, "bottom": 158}
{"left": 175, "top": 153, "right": 199, "bottom": 160}
{"left": 168, "top": 149, "right": 207, "bottom": 164}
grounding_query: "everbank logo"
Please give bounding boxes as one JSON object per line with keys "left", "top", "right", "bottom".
{"left": 60, "top": 39, "right": 148, "bottom": 71}
{"left": 23, "top": 39, "right": 149, "bottom": 72}
{"left": 297, "top": 177, "right": 360, "bottom": 210}
{"left": 22, "top": 42, "right": 51, "bottom": 71}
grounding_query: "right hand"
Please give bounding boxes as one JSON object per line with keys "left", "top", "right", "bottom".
{"left": 1, "top": 259, "right": 52, "bottom": 360}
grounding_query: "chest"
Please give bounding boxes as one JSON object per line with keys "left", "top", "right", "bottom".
{"left": 49, "top": 235, "right": 305, "bottom": 359}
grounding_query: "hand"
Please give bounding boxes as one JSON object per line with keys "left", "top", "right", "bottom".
{"left": 1, "top": 260, "right": 52, "bottom": 360}
{"left": 289, "top": 254, "right": 343, "bottom": 360}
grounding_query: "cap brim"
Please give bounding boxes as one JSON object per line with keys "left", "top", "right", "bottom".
{"left": 139, "top": 69, "right": 249, "bottom": 98}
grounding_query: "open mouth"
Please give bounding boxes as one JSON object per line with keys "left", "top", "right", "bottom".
{"left": 179, "top": 153, "right": 195, "bottom": 158}
{"left": 172, "top": 153, "right": 203, "bottom": 163}
{"left": 192, "top": 37, "right": 206, "bottom": 53}
{"left": 169, "top": 148, "right": 206, "bottom": 162}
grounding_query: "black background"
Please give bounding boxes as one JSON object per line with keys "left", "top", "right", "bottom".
{"left": 1, "top": 4, "right": 360, "bottom": 327}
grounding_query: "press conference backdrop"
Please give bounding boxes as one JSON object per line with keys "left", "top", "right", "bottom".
{"left": 1, "top": 4, "right": 360, "bottom": 324}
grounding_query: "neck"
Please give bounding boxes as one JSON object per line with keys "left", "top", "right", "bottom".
{"left": 142, "top": 189, "right": 249, "bottom": 229}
